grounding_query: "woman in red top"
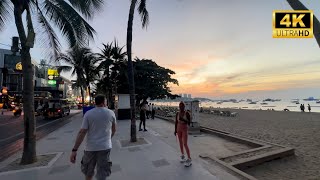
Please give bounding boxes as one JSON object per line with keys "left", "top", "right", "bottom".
{"left": 174, "top": 101, "right": 192, "bottom": 167}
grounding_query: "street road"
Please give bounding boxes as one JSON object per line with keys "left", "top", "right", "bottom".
{"left": 0, "top": 109, "right": 81, "bottom": 162}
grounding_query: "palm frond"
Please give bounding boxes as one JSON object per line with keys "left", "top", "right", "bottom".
{"left": 67, "top": 0, "right": 104, "bottom": 19}
{"left": 0, "top": 0, "right": 11, "bottom": 31}
{"left": 138, "top": 0, "right": 149, "bottom": 28}
{"left": 43, "top": 0, "right": 96, "bottom": 48}
{"left": 56, "top": 53, "right": 74, "bottom": 65}
{"left": 37, "top": 10, "right": 61, "bottom": 61}
{"left": 56, "top": 65, "right": 72, "bottom": 73}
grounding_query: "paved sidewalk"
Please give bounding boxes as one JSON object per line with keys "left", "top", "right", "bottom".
{"left": 0, "top": 113, "right": 235, "bottom": 180}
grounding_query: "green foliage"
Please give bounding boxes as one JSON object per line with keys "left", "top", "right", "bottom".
{"left": 0, "top": 0, "right": 103, "bottom": 60}
{"left": 57, "top": 47, "right": 93, "bottom": 90}
{"left": 95, "top": 41, "right": 179, "bottom": 104}
{"left": 116, "top": 57, "right": 179, "bottom": 100}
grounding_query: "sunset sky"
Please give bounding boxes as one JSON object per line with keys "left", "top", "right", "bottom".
{"left": 0, "top": 0, "right": 320, "bottom": 99}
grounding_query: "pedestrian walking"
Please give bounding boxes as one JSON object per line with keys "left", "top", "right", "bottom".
{"left": 308, "top": 104, "right": 311, "bottom": 112}
{"left": 70, "top": 95, "right": 116, "bottom": 180}
{"left": 146, "top": 103, "right": 151, "bottom": 119}
{"left": 302, "top": 104, "right": 305, "bottom": 112}
{"left": 151, "top": 103, "right": 156, "bottom": 120}
{"left": 174, "top": 101, "right": 192, "bottom": 167}
{"left": 139, "top": 100, "right": 148, "bottom": 131}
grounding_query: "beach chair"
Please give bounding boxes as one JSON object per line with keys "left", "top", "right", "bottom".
{"left": 231, "top": 112, "right": 238, "bottom": 117}
{"left": 213, "top": 110, "right": 220, "bottom": 115}
{"left": 221, "top": 111, "right": 231, "bottom": 116}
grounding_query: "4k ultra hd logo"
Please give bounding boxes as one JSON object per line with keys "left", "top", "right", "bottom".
{"left": 273, "top": 10, "right": 313, "bottom": 38}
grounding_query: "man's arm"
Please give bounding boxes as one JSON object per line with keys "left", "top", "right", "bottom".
{"left": 70, "top": 128, "right": 87, "bottom": 163}
{"left": 111, "top": 122, "right": 116, "bottom": 138}
{"left": 72, "top": 129, "right": 88, "bottom": 150}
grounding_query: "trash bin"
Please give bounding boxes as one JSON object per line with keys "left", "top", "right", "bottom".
{"left": 83, "top": 106, "right": 95, "bottom": 116}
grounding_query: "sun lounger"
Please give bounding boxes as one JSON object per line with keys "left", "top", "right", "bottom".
{"left": 230, "top": 112, "right": 238, "bottom": 117}
{"left": 213, "top": 110, "right": 220, "bottom": 115}
{"left": 221, "top": 111, "right": 231, "bottom": 116}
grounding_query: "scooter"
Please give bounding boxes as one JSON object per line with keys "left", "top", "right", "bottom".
{"left": 13, "top": 106, "right": 22, "bottom": 117}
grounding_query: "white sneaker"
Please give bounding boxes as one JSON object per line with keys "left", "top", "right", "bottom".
{"left": 184, "top": 159, "right": 192, "bottom": 167}
{"left": 180, "top": 155, "right": 186, "bottom": 163}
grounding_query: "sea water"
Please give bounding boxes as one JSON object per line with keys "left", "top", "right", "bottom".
{"left": 151, "top": 100, "right": 320, "bottom": 113}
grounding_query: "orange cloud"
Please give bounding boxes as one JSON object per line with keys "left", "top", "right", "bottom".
{"left": 169, "top": 70, "right": 320, "bottom": 98}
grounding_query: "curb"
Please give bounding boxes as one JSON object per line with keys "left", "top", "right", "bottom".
{"left": 0, "top": 112, "right": 81, "bottom": 162}
{"left": 155, "top": 115, "right": 295, "bottom": 180}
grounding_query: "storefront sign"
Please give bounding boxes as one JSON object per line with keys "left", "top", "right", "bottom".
{"left": 15, "top": 62, "right": 22, "bottom": 70}
{"left": 48, "top": 80, "right": 57, "bottom": 85}
{"left": 48, "top": 69, "right": 59, "bottom": 77}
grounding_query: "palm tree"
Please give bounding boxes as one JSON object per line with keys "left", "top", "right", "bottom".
{"left": 82, "top": 52, "right": 100, "bottom": 105}
{"left": 98, "top": 41, "right": 127, "bottom": 107}
{"left": 126, "top": 0, "right": 149, "bottom": 142}
{"left": 98, "top": 42, "right": 114, "bottom": 105}
{"left": 57, "top": 47, "right": 92, "bottom": 105}
{"left": 0, "top": 0, "right": 103, "bottom": 164}
{"left": 286, "top": 0, "right": 320, "bottom": 47}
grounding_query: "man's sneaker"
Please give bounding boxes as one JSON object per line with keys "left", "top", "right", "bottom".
{"left": 184, "top": 159, "right": 192, "bottom": 167}
{"left": 139, "top": 129, "right": 143, "bottom": 131}
{"left": 144, "top": 129, "right": 148, "bottom": 132}
{"left": 180, "top": 155, "right": 186, "bottom": 163}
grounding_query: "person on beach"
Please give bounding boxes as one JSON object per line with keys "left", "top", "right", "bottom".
{"left": 174, "top": 101, "right": 192, "bottom": 167}
{"left": 146, "top": 103, "right": 152, "bottom": 119}
{"left": 139, "top": 99, "right": 148, "bottom": 131}
{"left": 302, "top": 104, "right": 305, "bottom": 112}
{"left": 308, "top": 104, "right": 311, "bottom": 112}
{"left": 70, "top": 95, "right": 116, "bottom": 180}
{"left": 151, "top": 103, "right": 156, "bottom": 120}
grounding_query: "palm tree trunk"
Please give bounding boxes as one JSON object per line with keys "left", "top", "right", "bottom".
{"left": 127, "top": 0, "right": 138, "bottom": 142}
{"left": 106, "top": 68, "right": 112, "bottom": 108}
{"left": 14, "top": 6, "right": 37, "bottom": 165}
{"left": 80, "top": 86, "right": 85, "bottom": 105}
{"left": 88, "top": 85, "right": 91, "bottom": 105}
{"left": 286, "top": 0, "right": 320, "bottom": 47}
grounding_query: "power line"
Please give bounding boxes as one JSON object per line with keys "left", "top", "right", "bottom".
{"left": 0, "top": 42, "right": 11, "bottom": 47}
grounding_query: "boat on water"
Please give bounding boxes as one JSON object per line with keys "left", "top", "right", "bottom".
{"left": 317, "top": 100, "right": 320, "bottom": 104}
{"left": 217, "top": 101, "right": 223, "bottom": 104}
{"left": 249, "top": 102, "right": 257, "bottom": 104}
{"left": 303, "top": 97, "right": 319, "bottom": 101}
{"left": 261, "top": 102, "right": 268, "bottom": 105}
{"left": 291, "top": 99, "right": 299, "bottom": 104}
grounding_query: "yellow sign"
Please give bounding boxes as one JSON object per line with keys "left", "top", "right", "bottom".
{"left": 273, "top": 10, "right": 313, "bottom": 38}
{"left": 48, "top": 69, "right": 59, "bottom": 76}
{"left": 16, "top": 62, "right": 22, "bottom": 70}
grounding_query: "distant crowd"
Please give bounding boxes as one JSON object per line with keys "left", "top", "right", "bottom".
{"left": 300, "top": 104, "right": 311, "bottom": 112}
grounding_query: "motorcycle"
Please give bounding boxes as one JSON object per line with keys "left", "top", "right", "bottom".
{"left": 13, "top": 106, "right": 22, "bottom": 117}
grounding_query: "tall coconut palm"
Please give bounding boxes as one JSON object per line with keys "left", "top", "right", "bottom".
{"left": 126, "top": 0, "right": 149, "bottom": 142}
{"left": 98, "top": 42, "right": 114, "bottom": 105}
{"left": 98, "top": 41, "right": 127, "bottom": 107}
{"left": 286, "top": 0, "right": 320, "bottom": 47}
{"left": 57, "top": 47, "right": 92, "bottom": 105}
{"left": 82, "top": 52, "right": 100, "bottom": 105}
{"left": 0, "top": 0, "right": 103, "bottom": 164}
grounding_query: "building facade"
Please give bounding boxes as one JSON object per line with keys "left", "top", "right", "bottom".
{"left": 0, "top": 48, "right": 73, "bottom": 100}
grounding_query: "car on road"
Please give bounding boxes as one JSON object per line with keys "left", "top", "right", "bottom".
{"left": 43, "top": 99, "right": 70, "bottom": 119}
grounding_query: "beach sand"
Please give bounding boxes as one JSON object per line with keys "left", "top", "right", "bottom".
{"left": 198, "top": 108, "right": 320, "bottom": 180}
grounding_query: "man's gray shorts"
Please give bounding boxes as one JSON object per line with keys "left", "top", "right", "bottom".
{"left": 81, "top": 149, "right": 111, "bottom": 180}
